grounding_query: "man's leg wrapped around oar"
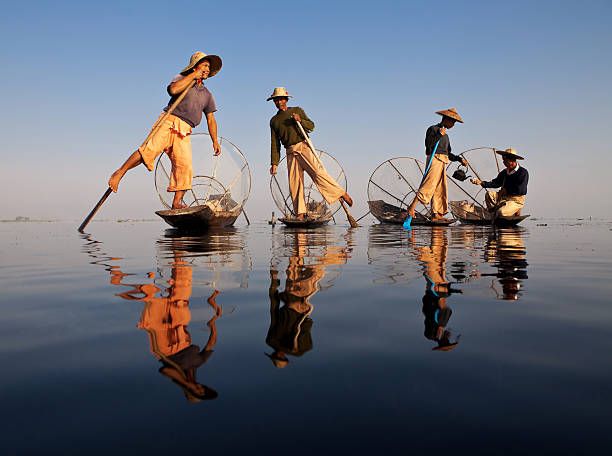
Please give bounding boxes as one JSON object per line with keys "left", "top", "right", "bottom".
{"left": 287, "top": 141, "right": 346, "bottom": 217}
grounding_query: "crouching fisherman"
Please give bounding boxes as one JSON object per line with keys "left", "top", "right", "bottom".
{"left": 471, "top": 148, "right": 529, "bottom": 217}
{"left": 268, "top": 87, "right": 353, "bottom": 220}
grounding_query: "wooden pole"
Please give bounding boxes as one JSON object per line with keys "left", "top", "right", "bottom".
{"left": 77, "top": 80, "right": 197, "bottom": 232}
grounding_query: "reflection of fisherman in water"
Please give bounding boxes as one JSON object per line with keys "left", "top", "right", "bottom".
{"left": 113, "top": 253, "right": 220, "bottom": 403}
{"left": 483, "top": 228, "right": 528, "bottom": 300}
{"left": 413, "top": 227, "right": 461, "bottom": 351}
{"left": 266, "top": 231, "right": 351, "bottom": 368}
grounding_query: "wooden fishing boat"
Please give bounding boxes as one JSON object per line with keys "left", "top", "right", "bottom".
{"left": 367, "top": 200, "right": 455, "bottom": 226}
{"left": 155, "top": 203, "right": 241, "bottom": 231}
{"left": 154, "top": 133, "right": 251, "bottom": 230}
{"left": 279, "top": 216, "right": 332, "bottom": 228}
{"left": 449, "top": 199, "right": 529, "bottom": 227}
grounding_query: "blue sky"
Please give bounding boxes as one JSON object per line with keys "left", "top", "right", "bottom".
{"left": 1, "top": 0, "right": 611, "bottom": 220}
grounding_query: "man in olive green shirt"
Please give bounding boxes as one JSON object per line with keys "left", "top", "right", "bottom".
{"left": 268, "top": 87, "right": 352, "bottom": 219}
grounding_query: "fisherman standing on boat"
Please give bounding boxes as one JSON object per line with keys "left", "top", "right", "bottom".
{"left": 108, "top": 51, "right": 222, "bottom": 209}
{"left": 268, "top": 87, "right": 353, "bottom": 220}
{"left": 406, "top": 108, "right": 468, "bottom": 221}
{"left": 470, "top": 148, "right": 528, "bottom": 217}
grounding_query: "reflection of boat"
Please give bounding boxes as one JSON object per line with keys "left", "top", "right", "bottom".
{"left": 447, "top": 148, "right": 529, "bottom": 226}
{"left": 270, "top": 150, "right": 346, "bottom": 228}
{"left": 367, "top": 157, "right": 456, "bottom": 226}
{"left": 449, "top": 201, "right": 529, "bottom": 227}
{"left": 278, "top": 215, "right": 332, "bottom": 228}
{"left": 154, "top": 134, "right": 251, "bottom": 230}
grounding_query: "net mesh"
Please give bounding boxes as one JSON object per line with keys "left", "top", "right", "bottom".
{"left": 154, "top": 133, "right": 251, "bottom": 211}
{"left": 446, "top": 147, "right": 506, "bottom": 221}
{"left": 367, "top": 156, "right": 433, "bottom": 222}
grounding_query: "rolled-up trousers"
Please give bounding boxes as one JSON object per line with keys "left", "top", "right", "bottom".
{"left": 286, "top": 141, "right": 345, "bottom": 215}
{"left": 485, "top": 190, "right": 525, "bottom": 217}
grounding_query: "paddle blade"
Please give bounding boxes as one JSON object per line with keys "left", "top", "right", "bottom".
{"left": 402, "top": 216, "right": 413, "bottom": 230}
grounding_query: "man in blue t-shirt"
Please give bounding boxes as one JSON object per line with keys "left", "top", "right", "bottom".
{"left": 471, "top": 148, "right": 529, "bottom": 217}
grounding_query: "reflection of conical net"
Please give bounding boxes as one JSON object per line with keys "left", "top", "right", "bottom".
{"left": 270, "top": 149, "right": 347, "bottom": 221}
{"left": 270, "top": 229, "right": 348, "bottom": 293}
{"left": 154, "top": 133, "right": 251, "bottom": 212}
{"left": 367, "top": 157, "right": 434, "bottom": 223}
{"left": 155, "top": 231, "right": 252, "bottom": 291}
{"left": 446, "top": 147, "right": 500, "bottom": 222}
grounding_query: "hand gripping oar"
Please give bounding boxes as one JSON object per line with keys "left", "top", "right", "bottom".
{"left": 78, "top": 79, "right": 197, "bottom": 233}
{"left": 403, "top": 140, "right": 440, "bottom": 230}
{"left": 294, "top": 120, "right": 359, "bottom": 228}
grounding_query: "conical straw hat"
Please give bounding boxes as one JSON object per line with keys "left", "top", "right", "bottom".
{"left": 435, "top": 107, "right": 464, "bottom": 123}
{"left": 267, "top": 87, "right": 292, "bottom": 101}
{"left": 180, "top": 51, "right": 222, "bottom": 78}
{"left": 495, "top": 148, "right": 524, "bottom": 160}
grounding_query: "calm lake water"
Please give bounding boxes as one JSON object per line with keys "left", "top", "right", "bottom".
{"left": 1, "top": 219, "right": 611, "bottom": 454}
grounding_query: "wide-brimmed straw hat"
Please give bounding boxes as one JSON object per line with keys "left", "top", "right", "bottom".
{"left": 495, "top": 148, "right": 524, "bottom": 160}
{"left": 435, "top": 107, "right": 464, "bottom": 123}
{"left": 267, "top": 87, "right": 292, "bottom": 101}
{"left": 180, "top": 51, "right": 222, "bottom": 78}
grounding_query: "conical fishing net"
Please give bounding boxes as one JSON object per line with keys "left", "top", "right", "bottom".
{"left": 447, "top": 147, "right": 503, "bottom": 221}
{"left": 154, "top": 133, "right": 251, "bottom": 214}
{"left": 367, "top": 156, "right": 434, "bottom": 223}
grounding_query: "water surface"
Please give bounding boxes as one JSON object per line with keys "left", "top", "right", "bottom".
{"left": 1, "top": 219, "right": 611, "bottom": 454}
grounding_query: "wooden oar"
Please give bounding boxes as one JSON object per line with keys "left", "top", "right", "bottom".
{"left": 294, "top": 120, "right": 359, "bottom": 228}
{"left": 78, "top": 79, "right": 197, "bottom": 233}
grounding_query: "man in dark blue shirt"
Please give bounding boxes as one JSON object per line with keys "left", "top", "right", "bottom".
{"left": 407, "top": 108, "right": 468, "bottom": 221}
{"left": 471, "top": 148, "right": 528, "bottom": 217}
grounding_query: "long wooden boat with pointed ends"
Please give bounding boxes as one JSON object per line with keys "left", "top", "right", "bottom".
{"left": 446, "top": 147, "right": 529, "bottom": 227}
{"left": 449, "top": 201, "right": 529, "bottom": 226}
{"left": 367, "top": 200, "right": 455, "bottom": 226}
{"left": 367, "top": 157, "right": 456, "bottom": 227}
{"left": 155, "top": 201, "right": 241, "bottom": 231}
{"left": 279, "top": 214, "right": 333, "bottom": 228}
{"left": 270, "top": 149, "right": 347, "bottom": 228}
{"left": 153, "top": 133, "right": 251, "bottom": 230}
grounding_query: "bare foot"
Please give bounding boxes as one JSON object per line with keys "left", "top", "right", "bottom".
{"left": 172, "top": 202, "right": 188, "bottom": 209}
{"left": 108, "top": 170, "right": 124, "bottom": 192}
{"left": 341, "top": 192, "right": 353, "bottom": 207}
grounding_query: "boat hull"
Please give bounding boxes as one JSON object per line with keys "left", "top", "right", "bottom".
{"left": 155, "top": 205, "right": 240, "bottom": 230}
{"left": 368, "top": 200, "right": 455, "bottom": 226}
{"left": 279, "top": 217, "right": 332, "bottom": 228}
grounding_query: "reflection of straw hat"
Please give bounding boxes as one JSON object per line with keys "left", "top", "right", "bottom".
{"left": 159, "top": 366, "right": 218, "bottom": 403}
{"left": 265, "top": 352, "right": 289, "bottom": 369}
{"left": 435, "top": 107, "right": 464, "bottom": 123}
{"left": 267, "top": 87, "right": 292, "bottom": 101}
{"left": 495, "top": 148, "right": 524, "bottom": 160}
{"left": 180, "top": 51, "right": 222, "bottom": 77}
